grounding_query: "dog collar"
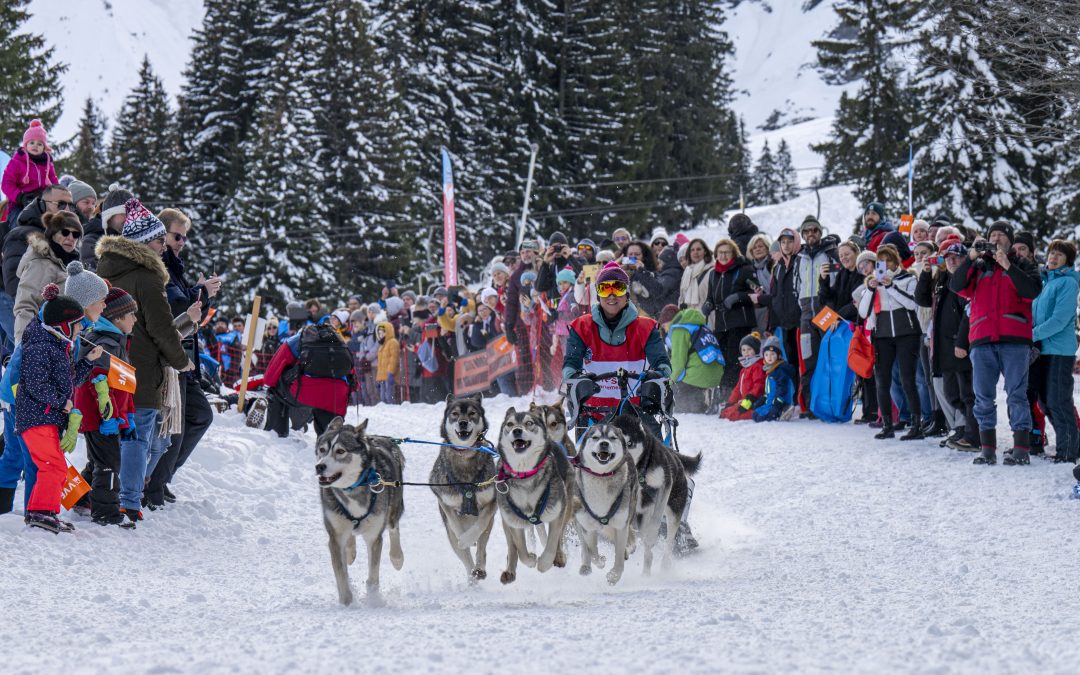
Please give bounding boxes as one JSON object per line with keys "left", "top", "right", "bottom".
{"left": 570, "top": 456, "right": 621, "bottom": 478}
{"left": 344, "top": 467, "right": 380, "bottom": 491}
{"left": 499, "top": 454, "right": 549, "bottom": 481}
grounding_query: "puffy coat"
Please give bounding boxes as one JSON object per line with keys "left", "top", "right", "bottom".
{"left": 819, "top": 265, "right": 863, "bottom": 323}
{"left": 753, "top": 361, "right": 797, "bottom": 422}
{"left": 2, "top": 200, "right": 48, "bottom": 297}
{"left": 262, "top": 333, "right": 356, "bottom": 416}
{"left": 1, "top": 148, "right": 57, "bottom": 221}
{"left": 949, "top": 254, "right": 1041, "bottom": 347}
{"left": 163, "top": 247, "right": 210, "bottom": 378}
{"left": 504, "top": 260, "right": 534, "bottom": 341}
{"left": 720, "top": 357, "right": 766, "bottom": 421}
{"left": 375, "top": 322, "right": 401, "bottom": 382}
{"left": 668, "top": 308, "right": 724, "bottom": 389}
{"left": 853, "top": 271, "right": 920, "bottom": 338}
{"left": 794, "top": 240, "right": 839, "bottom": 304}
{"left": 74, "top": 317, "right": 136, "bottom": 433}
{"left": 95, "top": 236, "right": 190, "bottom": 408}
{"left": 704, "top": 258, "right": 756, "bottom": 333}
{"left": 13, "top": 233, "right": 73, "bottom": 341}
{"left": 759, "top": 255, "right": 800, "bottom": 330}
{"left": 915, "top": 268, "right": 971, "bottom": 374}
{"left": 1032, "top": 266, "right": 1080, "bottom": 356}
{"left": 14, "top": 318, "right": 95, "bottom": 434}
{"left": 632, "top": 246, "right": 681, "bottom": 317}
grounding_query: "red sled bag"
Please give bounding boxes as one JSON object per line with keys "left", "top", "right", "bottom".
{"left": 848, "top": 325, "right": 875, "bottom": 379}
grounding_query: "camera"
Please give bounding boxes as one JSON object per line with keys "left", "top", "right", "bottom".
{"left": 974, "top": 241, "right": 997, "bottom": 254}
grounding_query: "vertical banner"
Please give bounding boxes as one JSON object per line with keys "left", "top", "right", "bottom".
{"left": 441, "top": 147, "right": 459, "bottom": 287}
{"left": 908, "top": 144, "right": 914, "bottom": 216}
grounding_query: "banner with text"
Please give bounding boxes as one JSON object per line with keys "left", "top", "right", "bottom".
{"left": 453, "top": 336, "right": 518, "bottom": 395}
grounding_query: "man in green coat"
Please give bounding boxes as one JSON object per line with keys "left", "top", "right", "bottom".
{"left": 668, "top": 307, "right": 724, "bottom": 413}
{"left": 94, "top": 198, "right": 194, "bottom": 523}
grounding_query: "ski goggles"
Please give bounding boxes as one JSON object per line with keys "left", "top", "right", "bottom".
{"left": 596, "top": 281, "right": 628, "bottom": 298}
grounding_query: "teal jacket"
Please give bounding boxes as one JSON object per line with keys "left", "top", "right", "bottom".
{"left": 1032, "top": 267, "right": 1079, "bottom": 356}
{"left": 562, "top": 302, "right": 671, "bottom": 380}
{"left": 667, "top": 308, "right": 724, "bottom": 389}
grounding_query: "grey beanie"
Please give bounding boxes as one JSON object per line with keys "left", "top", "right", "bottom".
{"left": 67, "top": 180, "right": 97, "bottom": 205}
{"left": 286, "top": 301, "right": 307, "bottom": 322}
{"left": 400, "top": 290, "right": 417, "bottom": 302}
{"left": 63, "top": 261, "right": 109, "bottom": 308}
{"left": 385, "top": 296, "right": 405, "bottom": 318}
{"left": 101, "top": 183, "right": 134, "bottom": 223}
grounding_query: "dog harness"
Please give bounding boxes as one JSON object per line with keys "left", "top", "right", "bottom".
{"left": 570, "top": 456, "right": 621, "bottom": 478}
{"left": 579, "top": 484, "right": 626, "bottom": 526}
{"left": 497, "top": 454, "right": 549, "bottom": 481}
{"left": 444, "top": 462, "right": 490, "bottom": 517}
{"left": 330, "top": 468, "right": 381, "bottom": 529}
{"left": 499, "top": 453, "right": 553, "bottom": 524}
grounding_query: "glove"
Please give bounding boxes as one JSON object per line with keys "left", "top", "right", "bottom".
{"left": 723, "top": 295, "right": 738, "bottom": 310}
{"left": 92, "top": 374, "right": 114, "bottom": 420}
{"left": 121, "top": 414, "right": 137, "bottom": 441}
{"left": 60, "top": 409, "right": 83, "bottom": 453}
{"left": 739, "top": 398, "right": 753, "bottom": 411}
{"left": 701, "top": 301, "right": 715, "bottom": 316}
{"left": 99, "top": 417, "right": 121, "bottom": 436}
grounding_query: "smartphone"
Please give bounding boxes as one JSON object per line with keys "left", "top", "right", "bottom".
{"left": 927, "top": 255, "right": 943, "bottom": 266}
{"left": 874, "top": 261, "right": 887, "bottom": 281}
{"left": 627, "top": 256, "right": 637, "bottom": 265}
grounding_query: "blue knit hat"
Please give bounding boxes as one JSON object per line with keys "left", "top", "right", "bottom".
{"left": 556, "top": 267, "right": 576, "bottom": 286}
{"left": 865, "top": 202, "right": 886, "bottom": 222}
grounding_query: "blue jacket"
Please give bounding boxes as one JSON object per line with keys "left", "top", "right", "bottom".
{"left": 14, "top": 318, "right": 94, "bottom": 434}
{"left": 0, "top": 343, "right": 23, "bottom": 406}
{"left": 1032, "top": 267, "right": 1080, "bottom": 356}
{"left": 561, "top": 302, "right": 671, "bottom": 380}
{"left": 753, "top": 361, "right": 796, "bottom": 422}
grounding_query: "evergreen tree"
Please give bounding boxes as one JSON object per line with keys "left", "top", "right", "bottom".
{"left": 0, "top": 0, "right": 67, "bottom": 152}
{"left": 908, "top": 3, "right": 1037, "bottom": 230}
{"left": 110, "top": 57, "right": 180, "bottom": 203}
{"left": 812, "top": 0, "right": 919, "bottom": 206}
{"left": 752, "top": 140, "right": 779, "bottom": 205}
{"left": 60, "top": 98, "right": 109, "bottom": 191}
{"left": 775, "top": 139, "right": 799, "bottom": 201}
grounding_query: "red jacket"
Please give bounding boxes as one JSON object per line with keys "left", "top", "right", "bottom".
{"left": 721, "top": 358, "right": 766, "bottom": 421}
{"left": 569, "top": 310, "right": 655, "bottom": 409}
{"left": 950, "top": 255, "right": 1041, "bottom": 347}
{"left": 263, "top": 338, "right": 355, "bottom": 416}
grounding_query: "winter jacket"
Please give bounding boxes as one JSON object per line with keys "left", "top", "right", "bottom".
{"left": 468, "top": 313, "right": 502, "bottom": 351}
{"left": 375, "top": 322, "right": 400, "bottom": 382}
{"left": 794, "top": 239, "right": 839, "bottom": 304}
{"left": 915, "top": 268, "right": 971, "bottom": 374}
{"left": 864, "top": 221, "right": 912, "bottom": 262}
{"left": 535, "top": 251, "right": 584, "bottom": 295}
{"left": 74, "top": 317, "right": 136, "bottom": 433}
{"left": 853, "top": 270, "right": 920, "bottom": 338}
{"left": 949, "top": 254, "right": 1041, "bottom": 347}
{"left": 819, "top": 265, "right": 863, "bottom": 323}
{"left": 1032, "top": 266, "right": 1080, "bottom": 356}
{"left": 728, "top": 216, "right": 759, "bottom": 259}
{"left": 679, "top": 260, "right": 711, "bottom": 311}
{"left": 13, "top": 233, "right": 74, "bottom": 341}
{"left": 163, "top": 247, "right": 210, "bottom": 378}
{"left": 504, "top": 260, "right": 534, "bottom": 342}
{"left": 720, "top": 357, "right": 766, "bottom": 421}
{"left": 753, "top": 361, "right": 797, "bottom": 422}
{"left": 262, "top": 333, "right": 355, "bottom": 416}
{"left": 95, "top": 236, "right": 190, "bottom": 408}
{"left": 79, "top": 216, "right": 112, "bottom": 270}
{"left": 14, "top": 318, "right": 94, "bottom": 434}
{"left": 1, "top": 148, "right": 57, "bottom": 221}
{"left": 668, "top": 308, "right": 724, "bottom": 389}
{"left": 758, "top": 255, "right": 800, "bottom": 330}
{"left": 704, "top": 258, "right": 756, "bottom": 333}
{"left": 2, "top": 200, "right": 48, "bottom": 297}
{"left": 632, "top": 247, "right": 681, "bottom": 317}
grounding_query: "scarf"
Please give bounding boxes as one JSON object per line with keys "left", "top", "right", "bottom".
{"left": 49, "top": 239, "right": 79, "bottom": 265}
{"left": 738, "top": 354, "right": 761, "bottom": 368}
{"left": 680, "top": 260, "right": 708, "bottom": 308}
{"left": 762, "top": 359, "right": 782, "bottom": 374}
{"left": 159, "top": 367, "right": 184, "bottom": 436}
{"left": 713, "top": 258, "right": 736, "bottom": 274}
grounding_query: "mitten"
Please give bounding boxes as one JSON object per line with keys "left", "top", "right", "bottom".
{"left": 92, "top": 374, "right": 114, "bottom": 420}
{"left": 120, "top": 414, "right": 137, "bottom": 440}
{"left": 739, "top": 398, "right": 753, "bottom": 411}
{"left": 99, "top": 417, "right": 121, "bottom": 436}
{"left": 60, "top": 410, "right": 83, "bottom": 453}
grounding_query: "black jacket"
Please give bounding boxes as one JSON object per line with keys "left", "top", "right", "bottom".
{"left": 535, "top": 251, "right": 584, "bottom": 295}
{"left": 819, "top": 266, "right": 863, "bottom": 323}
{"left": 80, "top": 216, "right": 106, "bottom": 271}
{"left": 2, "top": 199, "right": 48, "bottom": 298}
{"left": 164, "top": 248, "right": 210, "bottom": 378}
{"left": 759, "top": 255, "right": 800, "bottom": 330}
{"left": 915, "top": 268, "right": 971, "bottom": 374}
{"left": 704, "top": 257, "right": 756, "bottom": 333}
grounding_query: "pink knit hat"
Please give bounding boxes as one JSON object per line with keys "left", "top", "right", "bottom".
{"left": 595, "top": 260, "right": 630, "bottom": 286}
{"left": 22, "top": 119, "right": 49, "bottom": 149}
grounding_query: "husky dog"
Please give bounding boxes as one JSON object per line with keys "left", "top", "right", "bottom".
{"left": 316, "top": 417, "right": 405, "bottom": 605}
{"left": 573, "top": 424, "right": 638, "bottom": 584}
{"left": 531, "top": 398, "right": 576, "bottom": 458}
{"left": 430, "top": 394, "right": 498, "bottom": 581}
{"left": 611, "top": 414, "right": 701, "bottom": 573}
{"left": 494, "top": 408, "right": 574, "bottom": 584}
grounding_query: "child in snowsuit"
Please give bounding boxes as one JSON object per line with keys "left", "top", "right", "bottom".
{"left": 1, "top": 119, "right": 58, "bottom": 224}
{"left": 375, "top": 321, "right": 400, "bottom": 404}
{"left": 16, "top": 284, "right": 101, "bottom": 532}
{"left": 553, "top": 268, "right": 584, "bottom": 358}
{"left": 753, "top": 335, "right": 798, "bottom": 422}
{"left": 720, "top": 332, "right": 766, "bottom": 421}
{"left": 74, "top": 287, "right": 139, "bottom": 526}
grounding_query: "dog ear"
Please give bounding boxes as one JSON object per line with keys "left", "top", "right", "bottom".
{"left": 326, "top": 416, "right": 345, "bottom": 434}
{"left": 505, "top": 406, "right": 516, "bottom": 418}
{"left": 528, "top": 402, "right": 538, "bottom": 411}
{"left": 553, "top": 396, "right": 565, "bottom": 410}
{"left": 467, "top": 392, "right": 483, "bottom": 403}
{"left": 356, "top": 418, "right": 369, "bottom": 434}
{"left": 445, "top": 393, "right": 456, "bottom": 404}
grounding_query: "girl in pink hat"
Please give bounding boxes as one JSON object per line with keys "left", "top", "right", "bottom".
{"left": 2, "top": 119, "right": 59, "bottom": 222}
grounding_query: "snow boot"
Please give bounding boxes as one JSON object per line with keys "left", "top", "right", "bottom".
{"left": 119, "top": 507, "right": 143, "bottom": 529}
{"left": 163, "top": 486, "right": 176, "bottom": 503}
{"left": 1003, "top": 430, "right": 1031, "bottom": 466}
{"left": 24, "top": 510, "right": 62, "bottom": 534}
{"left": 941, "top": 426, "right": 964, "bottom": 448}
{"left": 974, "top": 430, "right": 997, "bottom": 465}
{"left": 0, "top": 486, "right": 15, "bottom": 515}
{"left": 925, "top": 411, "right": 949, "bottom": 438}
{"left": 874, "top": 422, "right": 895, "bottom": 440}
{"left": 673, "top": 478, "right": 699, "bottom": 557}
{"left": 92, "top": 511, "right": 127, "bottom": 527}
{"left": 1029, "top": 428, "right": 1044, "bottom": 456}
{"left": 900, "top": 421, "right": 926, "bottom": 441}
{"left": 245, "top": 397, "right": 268, "bottom": 429}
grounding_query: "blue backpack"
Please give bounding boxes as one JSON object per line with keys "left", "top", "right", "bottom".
{"left": 809, "top": 321, "right": 857, "bottom": 423}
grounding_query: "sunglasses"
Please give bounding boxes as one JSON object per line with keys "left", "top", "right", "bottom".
{"left": 652, "top": 240, "right": 668, "bottom": 247}
{"left": 47, "top": 200, "right": 74, "bottom": 211}
{"left": 59, "top": 228, "right": 81, "bottom": 240}
{"left": 614, "top": 236, "right": 630, "bottom": 243}
{"left": 802, "top": 228, "right": 821, "bottom": 234}
{"left": 171, "top": 232, "right": 188, "bottom": 243}
{"left": 577, "top": 244, "right": 593, "bottom": 251}
{"left": 596, "top": 281, "right": 628, "bottom": 298}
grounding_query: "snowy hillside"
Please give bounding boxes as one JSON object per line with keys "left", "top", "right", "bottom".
{"left": 3, "top": 393, "right": 1079, "bottom": 672}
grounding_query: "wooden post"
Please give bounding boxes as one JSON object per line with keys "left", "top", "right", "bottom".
{"left": 236, "top": 295, "right": 262, "bottom": 412}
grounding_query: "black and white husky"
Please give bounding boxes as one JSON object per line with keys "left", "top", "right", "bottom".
{"left": 573, "top": 424, "right": 638, "bottom": 584}
{"left": 611, "top": 414, "right": 701, "bottom": 573}
{"left": 316, "top": 418, "right": 405, "bottom": 605}
{"left": 430, "top": 394, "right": 498, "bottom": 581}
{"left": 494, "top": 408, "right": 574, "bottom": 584}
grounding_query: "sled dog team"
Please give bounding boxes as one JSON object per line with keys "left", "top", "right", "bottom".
{"left": 314, "top": 394, "right": 700, "bottom": 605}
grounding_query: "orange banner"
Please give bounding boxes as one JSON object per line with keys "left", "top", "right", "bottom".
{"left": 898, "top": 213, "right": 914, "bottom": 236}
{"left": 107, "top": 355, "right": 137, "bottom": 394}
{"left": 60, "top": 463, "right": 90, "bottom": 510}
{"left": 453, "top": 335, "right": 518, "bottom": 395}
{"left": 812, "top": 305, "right": 840, "bottom": 332}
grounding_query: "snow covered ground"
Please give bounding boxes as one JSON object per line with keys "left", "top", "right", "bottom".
{"left": 2, "top": 391, "right": 1078, "bottom": 673}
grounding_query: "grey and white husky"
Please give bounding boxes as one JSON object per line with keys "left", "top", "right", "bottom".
{"left": 573, "top": 424, "right": 638, "bottom": 584}
{"left": 430, "top": 394, "right": 498, "bottom": 581}
{"left": 531, "top": 398, "right": 576, "bottom": 458}
{"left": 494, "top": 408, "right": 574, "bottom": 584}
{"left": 611, "top": 414, "right": 701, "bottom": 573}
{"left": 316, "top": 417, "right": 405, "bottom": 605}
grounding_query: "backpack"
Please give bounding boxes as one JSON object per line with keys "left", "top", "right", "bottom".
{"left": 690, "top": 325, "right": 724, "bottom": 365}
{"left": 297, "top": 324, "right": 353, "bottom": 379}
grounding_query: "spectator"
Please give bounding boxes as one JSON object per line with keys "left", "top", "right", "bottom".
{"left": 3, "top": 184, "right": 74, "bottom": 302}
{"left": 611, "top": 227, "right": 632, "bottom": 252}
{"left": 794, "top": 215, "right": 839, "bottom": 409}
{"left": 678, "top": 238, "right": 712, "bottom": 311}
{"left": 1, "top": 120, "right": 58, "bottom": 225}
{"left": 305, "top": 298, "right": 321, "bottom": 323}
{"left": 853, "top": 244, "right": 923, "bottom": 440}
{"left": 504, "top": 239, "right": 539, "bottom": 393}
{"left": 375, "top": 321, "right": 400, "bottom": 404}
{"left": 752, "top": 336, "right": 799, "bottom": 422}
{"left": 862, "top": 202, "right": 912, "bottom": 262}
{"left": 746, "top": 233, "right": 774, "bottom": 332}
{"left": 950, "top": 221, "right": 1042, "bottom": 465}
{"left": 13, "top": 211, "right": 82, "bottom": 340}
{"left": 576, "top": 238, "right": 598, "bottom": 264}
{"left": 1030, "top": 240, "right": 1079, "bottom": 464}
{"left": 536, "top": 231, "right": 582, "bottom": 295}
{"left": 852, "top": 250, "right": 879, "bottom": 425}
{"left": 619, "top": 240, "right": 659, "bottom": 316}
{"left": 263, "top": 317, "right": 282, "bottom": 355}
{"left": 910, "top": 219, "right": 930, "bottom": 244}
{"left": 727, "top": 213, "right": 759, "bottom": 259}
{"left": 81, "top": 184, "right": 132, "bottom": 271}
{"left": 702, "top": 239, "right": 755, "bottom": 397}
{"left": 668, "top": 306, "right": 724, "bottom": 413}
{"left": 819, "top": 240, "right": 862, "bottom": 323}
{"left": 756, "top": 228, "right": 801, "bottom": 373}
{"left": 649, "top": 230, "right": 670, "bottom": 259}
{"left": 719, "top": 332, "right": 766, "bottom": 422}
{"left": 67, "top": 180, "right": 97, "bottom": 223}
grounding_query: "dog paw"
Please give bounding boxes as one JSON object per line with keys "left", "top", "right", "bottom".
{"left": 520, "top": 552, "right": 537, "bottom": 568}
{"left": 338, "top": 589, "right": 354, "bottom": 606}
{"left": 471, "top": 567, "right": 487, "bottom": 581}
{"left": 594, "top": 554, "right": 607, "bottom": 569}
{"left": 390, "top": 553, "right": 404, "bottom": 570}
{"left": 606, "top": 569, "right": 622, "bottom": 585}
{"left": 553, "top": 550, "right": 566, "bottom": 568}
{"left": 500, "top": 570, "right": 516, "bottom": 585}
{"left": 579, "top": 565, "right": 592, "bottom": 576}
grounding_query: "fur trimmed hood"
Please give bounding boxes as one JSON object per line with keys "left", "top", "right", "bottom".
{"left": 95, "top": 235, "right": 169, "bottom": 283}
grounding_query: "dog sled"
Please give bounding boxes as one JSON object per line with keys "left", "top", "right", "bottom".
{"left": 563, "top": 368, "right": 680, "bottom": 450}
